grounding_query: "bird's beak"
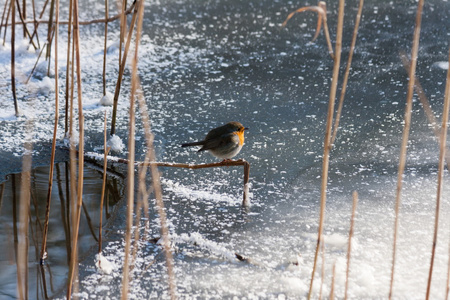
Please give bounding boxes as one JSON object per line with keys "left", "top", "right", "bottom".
{"left": 244, "top": 127, "right": 249, "bottom": 131}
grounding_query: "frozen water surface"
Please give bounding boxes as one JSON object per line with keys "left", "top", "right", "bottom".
{"left": 1, "top": 0, "right": 450, "bottom": 298}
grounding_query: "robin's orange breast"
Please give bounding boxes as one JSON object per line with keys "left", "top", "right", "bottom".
{"left": 234, "top": 130, "right": 245, "bottom": 146}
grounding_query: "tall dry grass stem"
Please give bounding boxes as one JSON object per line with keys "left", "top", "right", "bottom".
{"left": 40, "top": 0, "right": 60, "bottom": 263}
{"left": 102, "top": 0, "right": 109, "bottom": 96}
{"left": 426, "top": 47, "right": 450, "bottom": 299}
{"left": 330, "top": 0, "right": 364, "bottom": 146}
{"left": 45, "top": 0, "right": 55, "bottom": 61}
{"left": 17, "top": 114, "right": 33, "bottom": 300}
{"left": 2, "top": 0, "right": 12, "bottom": 45}
{"left": 121, "top": 0, "right": 144, "bottom": 297}
{"left": 399, "top": 52, "right": 450, "bottom": 169}
{"left": 64, "top": 0, "right": 73, "bottom": 134}
{"left": 308, "top": 0, "right": 345, "bottom": 298}
{"left": 110, "top": 0, "right": 139, "bottom": 136}
{"left": 132, "top": 14, "right": 177, "bottom": 298}
{"left": 282, "top": 1, "right": 334, "bottom": 59}
{"left": 98, "top": 111, "right": 111, "bottom": 255}
{"left": 389, "top": 0, "right": 424, "bottom": 298}
{"left": 329, "top": 261, "right": 336, "bottom": 300}
{"left": 66, "top": 0, "right": 85, "bottom": 295}
{"left": 0, "top": 0, "right": 9, "bottom": 35}
{"left": 318, "top": 240, "right": 325, "bottom": 300}
{"left": 11, "top": 0, "right": 19, "bottom": 117}
{"left": 345, "top": 191, "right": 358, "bottom": 300}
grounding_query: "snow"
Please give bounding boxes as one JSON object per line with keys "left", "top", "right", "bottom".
{"left": 107, "top": 134, "right": 125, "bottom": 153}
{"left": 95, "top": 253, "right": 115, "bottom": 275}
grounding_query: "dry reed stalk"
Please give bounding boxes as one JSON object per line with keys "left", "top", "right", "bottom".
{"left": 318, "top": 239, "right": 325, "bottom": 300}
{"left": 389, "top": 0, "right": 424, "bottom": 298}
{"left": 118, "top": 0, "right": 127, "bottom": 68}
{"left": 345, "top": 191, "right": 358, "bottom": 300}
{"left": 98, "top": 111, "right": 111, "bottom": 255}
{"left": 426, "top": 47, "right": 450, "bottom": 299}
{"left": 12, "top": 0, "right": 37, "bottom": 49}
{"left": 17, "top": 116, "right": 33, "bottom": 300}
{"left": 102, "top": 0, "right": 109, "bottom": 96}
{"left": 399, "top": 52, "right": 450, "bottom": 170}
{"left": 21, "top": 0, "right": 25, "bottom": 37}
{"left": 121, "top": 0, "right": 143, "bottom": 296}
{"left": 40, "top": 0, "right": 59, "bottom": 263}
{"left": 131, "top": 3, "right": 177, "bottom": 292}
{"left": 64, "top": 0, "right": 73, "bottom": 134}
{"left": 66, "top": 0, "right": 85, "bottom": 295}
{"left": 308, "top": 0, "right": 345, "bottom": 298}
{"left": 30, "top": 0, "right": 40, "bottom": 48}
{"left": 11, "top": 0, "right": 19, "bottom": 117}
{"left": 2, "top": 0, "right": 12, "bottom": 45}
{"left": 110, "top": 1, "right": 139, "bottom": 136}
{"left": 0, "top": 0, "right": 9, "bottom": 35}
{"left": 25, "top": 41, "right": 47, "bottom": 84}
{"left": 282, "top": 1, "right": 334, "bottom": 59}
{"left": 45, "top": 0, "right": 55, "bottom": 61}
{"left": 330, "top": 0, "right": 364, "bottom": 146}
{"left": 136, "top": 88, "right": 179, "bottom": 298}
{"left": 329, "top": 261, "right": 336, "bottom": 300}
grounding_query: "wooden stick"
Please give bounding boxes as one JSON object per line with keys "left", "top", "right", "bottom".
{"left": 85, "top": 153, "right": 251, "bottom": 206}
{"left": 389, "top": 0, "right": 424, "bottom": 298}
{"left": 308, "top": 0, "right": 345, "bottom": 298}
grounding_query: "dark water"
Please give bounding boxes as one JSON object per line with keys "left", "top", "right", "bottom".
{"left": 0, "top": 161, "right": 125, "bottom": 299}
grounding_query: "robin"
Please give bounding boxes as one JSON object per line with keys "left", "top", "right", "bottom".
{"left": 181, "top": 121, "right": 249, "bottom": 160}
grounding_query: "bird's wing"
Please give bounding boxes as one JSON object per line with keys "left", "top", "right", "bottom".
{"left": 198, "top": 133, "right": 238, "bottom": 152}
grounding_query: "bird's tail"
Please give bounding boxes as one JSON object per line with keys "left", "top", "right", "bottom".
{"left": 181, "top": 141, "right": 204, "bottom": 147}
